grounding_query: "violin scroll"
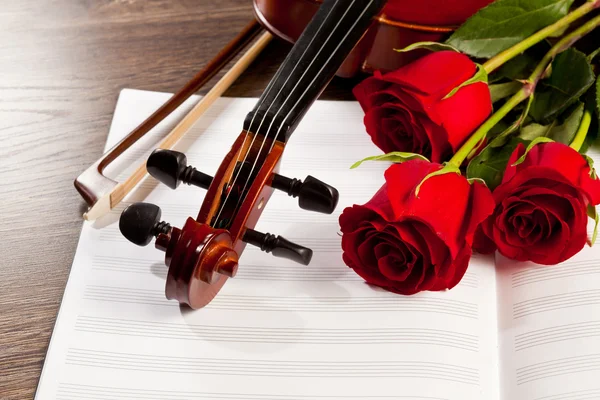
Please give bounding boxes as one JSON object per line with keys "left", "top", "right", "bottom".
{"left": 119, "top": 203, "right": 239, "bottom": 309}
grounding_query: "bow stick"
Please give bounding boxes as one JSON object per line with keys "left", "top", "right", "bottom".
{"left": 75, "top": 21, "right": 272, "bottom": 221}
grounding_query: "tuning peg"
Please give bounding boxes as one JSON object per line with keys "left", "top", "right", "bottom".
{"left": 243, "top": 229, "right": 313, "bottom": 265}
{"left": 146, "top": 149, "right": 213, "bottom": 190}
{"left": 119, "top": 202, "right": 171, "bottom": 246}
{"left": 270, "top": 174, "right": 339, "bottom": 214}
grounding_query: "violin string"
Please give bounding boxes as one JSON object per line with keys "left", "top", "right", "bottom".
{"left": 268, "top": 0, "right": 374, "bottom": 157}
{"left": 229, "top": 0, "right": 365, "bottom": 219}
{"left": 212, "top": 76, "right": 280, "bottom": 225}
{"left": 212, "top": 34, "right": 295, "bottom": 224}
{"left": 213, "top": 0, "right": 340, "bottom": 225}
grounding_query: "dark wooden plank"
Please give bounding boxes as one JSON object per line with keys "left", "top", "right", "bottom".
{"left": 0, "top": 1, "right": 358, "bottom": 398}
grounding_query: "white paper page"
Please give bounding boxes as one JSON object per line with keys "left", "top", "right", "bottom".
{"left": 496, "top": 158, "right": 600, "bottom": 400}
{"left": 35, "top": 89, "right": 500, "bottom": 400}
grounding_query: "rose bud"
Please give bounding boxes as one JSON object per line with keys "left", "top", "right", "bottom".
{"left": 339, "top": 160, "right": 494, "bottom": 294}
{"left": 352, "top": 51, "right": 492, "bottom": 163}
{"left": 474, "top": 142, "right": 600, "bottom": 265}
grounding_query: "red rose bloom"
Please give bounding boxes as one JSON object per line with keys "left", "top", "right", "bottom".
{"left": 353, "top": 51, "right": 492, "bottom": 163}
{"left": 339, "top": 160, "right": 494, "bottom": 294}
{"left": 475, "top": 142, "right": 600, "bottom": 265}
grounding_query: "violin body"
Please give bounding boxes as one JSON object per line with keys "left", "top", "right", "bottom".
{"left": 253, "top": 0, "right": 492, "bottom": 77}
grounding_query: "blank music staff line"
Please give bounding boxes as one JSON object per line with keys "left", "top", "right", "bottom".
{"left": 73, "top": 315, "right": 479, "bottom": 351}
{"left": 516, "top": 353, "right": 600, "bottom": 385}
{"left": 532, "top": 388, "right": 600, "bottom": 400}
{"left": 513, "top": 289, "right": 600, "bottom": 319}
{"left": 56, "top": 383, "right": 450, "bottom": 400}
{"left": 511, "top": 260, "right": 600, "bottom": 288}
{"left": 514, "top": 320, "right": 600, "bottom": 351}
{"left": 92, "top": 255, "right": 362, "bottom": 282}
{"left": 90, "top": 255, "right": 479, "bottom": 287}
{"left": 82, "top": 285, "right": 479, "bottom": 317}
{"left": 64, "top": 348, "right": 480, "bottom": 385}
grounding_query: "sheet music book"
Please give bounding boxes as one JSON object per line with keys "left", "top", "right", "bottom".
{"left": 34, "top": 89, "right": 600, "bottom": 400}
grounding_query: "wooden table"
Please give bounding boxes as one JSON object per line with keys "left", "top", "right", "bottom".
{"left": 0, "top": 1, "right": 359, "bottom": 398}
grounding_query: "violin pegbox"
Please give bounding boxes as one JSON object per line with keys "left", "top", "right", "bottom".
{"left": 118, "top": 145, "right": 339, "bottom": 308}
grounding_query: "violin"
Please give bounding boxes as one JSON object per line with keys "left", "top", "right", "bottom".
{"left": 118, "top": 0, "right": 390, "bottom": 309}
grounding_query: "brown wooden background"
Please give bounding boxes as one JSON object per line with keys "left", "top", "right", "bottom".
{"left": 0, "top": 1, "right": 359, "bottom": 398}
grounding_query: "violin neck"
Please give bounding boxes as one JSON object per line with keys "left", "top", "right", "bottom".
{"left": 244, "top": 0, "right": 386, "bottom": 142}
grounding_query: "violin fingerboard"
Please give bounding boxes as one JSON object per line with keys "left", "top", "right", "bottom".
{"left": 243, "top": 0, "right": 386, "bottom": 142}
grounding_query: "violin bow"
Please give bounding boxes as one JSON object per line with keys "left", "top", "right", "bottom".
{"left": 74, "top": 20, "right": 272, "bottom": 221}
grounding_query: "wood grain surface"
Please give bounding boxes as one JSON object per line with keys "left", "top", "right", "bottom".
{"left": 0, "top": 1, "right": 360, "bottom": 398}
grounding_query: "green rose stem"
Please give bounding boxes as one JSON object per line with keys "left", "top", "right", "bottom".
{"left": 449, "top": 13, "right": 600, "bottom": 168}
{"left": 483, "top": 0, "right": 600, "bottom": 74}
{"left": 570, "top": 109, "right": 593, "bottom": 151}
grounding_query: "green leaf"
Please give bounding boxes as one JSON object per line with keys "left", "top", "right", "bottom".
{"left": 394, "top": 41, "right": 460, "bottom": 53}
{"left": 466, "top": 136, "right": 527, "bottom": 190}
{"left": 446, "top": 0, "right": 574, "bottom": 59}
{"left": 584, "top": 155, "right": 597, "bottom": 179}
{"left": 512, "top": 137, "right": 555, "bottom": 166}
{"left": 489, "top": 119, "right": 513, "bottom": 138}
{"left": 489, "top": 81, "right": 522, "bottom": 103}
{"left": 415, "top": 163, "right": 461, "bottom": 196}
{"left": 443, "top": 64, "right": 489, "bottom": 100}
{"left": 350, "top": 152, "right": 429, "bottom": 169}
{"left": 530, "top": 48, "right": 596, "bottom": 124}
{"left": 519, "top": 102, "right": 585, "bottom": 144}
{"left": 587, "top": 204, "right": 598, "bottom": 246}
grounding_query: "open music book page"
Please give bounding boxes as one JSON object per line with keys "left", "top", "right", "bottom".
{"left": 35, "top": 89, "right": 501, "bottom": 400}
{"left": 495, "top": 162, "right": 600, "bottom": 400}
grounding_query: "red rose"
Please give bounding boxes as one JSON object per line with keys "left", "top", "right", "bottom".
{"left": 339, "top": 160, "right": 494, "bottom": 294}
{"left": 475, "top": 142, "right": 600, "bottom": 265}
{"left": 352, "top": 51, "right": 492, "bottom": 163}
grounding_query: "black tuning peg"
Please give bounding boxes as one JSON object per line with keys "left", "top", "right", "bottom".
{"left": 271, "top": 174, "right": 339, "bottom": 214}
{"left": 147, "top": 149, "right": 213, "bottom": 190}
{"left": 119, "top": 202, "right": 171, "bottom": 246}
{"left": 243, "top": 229, "right": 313, "bottom": 265}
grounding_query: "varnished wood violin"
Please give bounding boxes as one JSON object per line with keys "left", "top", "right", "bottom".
{"left": 117, "top": 0, "right": 388, "bottom": 308}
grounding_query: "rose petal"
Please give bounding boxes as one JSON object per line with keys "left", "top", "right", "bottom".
{"left": 431, "top": 244, "right": 472, "bottom": 291}
{"left": 432, "top": 82, "right": 491, "bottom": 151}
{"left": 473, "top": 223, "right": 497, "bottom": 254}
{"left": 376, "top": 51, "right": 478, "bottom": 97}
{"left": 386, "top": 162, "right": 494, "bottom": 256}
{"left": 504, "top": 142, "right": 600, "bottom": 205}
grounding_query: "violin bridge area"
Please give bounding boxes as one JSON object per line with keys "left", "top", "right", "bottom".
{"left": 35, "top": 89, "right": 501, "bottom": 400}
